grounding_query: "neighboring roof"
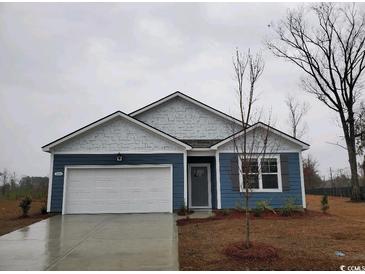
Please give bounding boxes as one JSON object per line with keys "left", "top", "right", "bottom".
{"left": 42, "top": 111, "right": 192, "bottom": 152}
{"left": 210, "top": 122, "right": 310, "bottom": 150}
{"left": 129, "top": 91, "right": 242, "bottom": 126}
{"left": 181, "top": 139, "right": 222, "bottom": 148}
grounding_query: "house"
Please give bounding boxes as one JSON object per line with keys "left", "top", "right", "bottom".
{"left": 42, "top": 92, "right": 309, "bottom": 214}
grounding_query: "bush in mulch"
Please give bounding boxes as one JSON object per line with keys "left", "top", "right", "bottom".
{"left": 176, "top": 208, "right": 329, "bottom": 226}
{"left": 18, "top": 196, "right": 32, "bottom": 218}
{"left": 224, "top": 241, "right": 279, "bottom": 261}
{"left": 176, "top": 204, "right": 194, "bottom": 216}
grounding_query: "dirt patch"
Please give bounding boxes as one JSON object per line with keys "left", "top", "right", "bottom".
{"left": 224, "top": 241, "right": 279, "bottom": 261}
{"left": 178, "top": 195, "right": 365, "bottom": 270}
{"left": 0, "top": 199, "right": 54, "bottom": 236}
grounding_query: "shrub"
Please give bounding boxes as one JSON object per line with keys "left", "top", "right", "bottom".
{"left": 252, "top": 207, "right": 263, "bottom": 217}
{"left": 221, "top": 208, "right": 231, "bottom": 216}
{"left": 321, "top": 195, "right": 329, "bottom": 213}
{"left": 279, "top": 197, "right": 299, "bottom": 216}
{"left": 40, "top": 204, "right": 47, "bottom": 215}
{"left": 235, "top": 201, "right": 246, "bottom": 212}
{"left": 177, "top": 204, "right": 188, "bottom": 216}
{"left": 19, "top": 196, "right": 32, "bottom": 217}
{"left": 252, "top": 200, "right": 276, "bottom": 217}
{"left": 177, "top": 203, "right": 193, "bottom": 216}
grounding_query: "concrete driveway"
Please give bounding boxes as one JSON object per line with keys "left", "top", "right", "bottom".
{"left": 0, "top": 214, "right": 178, "bottom": 270}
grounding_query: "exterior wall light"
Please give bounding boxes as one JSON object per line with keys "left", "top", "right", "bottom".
{"left": 116, "top": 153, "right": 123, "bottom": 162}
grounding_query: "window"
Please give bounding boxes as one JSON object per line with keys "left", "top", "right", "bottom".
{"left": 261, "top": 158, "right": 279, "bottom": 189}
{"left": 241, "top": 159, "right": 259, "bottom": 189}
{"left": 239, "top": 155, "right": 282, "bottom": 192}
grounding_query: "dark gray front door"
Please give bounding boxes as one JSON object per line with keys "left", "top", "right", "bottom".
{"left": 190, "top": 165, "right": 210, "bottom": 207}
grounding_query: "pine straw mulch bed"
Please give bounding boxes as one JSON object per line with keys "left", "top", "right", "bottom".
{"left": 176, "top": 209, "right": 325, "bottom": 226}
{"left": 178, "top": 195, "right": 365, "bottom": 270}
{"left": 224, "top": 241, "right": 279, "bottom": 261}
{"left": 0, "top": 199, "right": 55, "bottom": 236}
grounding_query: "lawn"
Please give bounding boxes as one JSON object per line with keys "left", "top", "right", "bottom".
{"left": 178, "top": 195, "right": 365, "bottom": 270}
{"left": 0, "top": 199, "right": 53, "bottom": 236}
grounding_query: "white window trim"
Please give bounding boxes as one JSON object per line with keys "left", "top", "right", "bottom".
{"left": 238, "top": 154, "right": 282, "bottom": 193}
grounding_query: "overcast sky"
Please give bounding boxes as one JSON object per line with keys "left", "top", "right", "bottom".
{"left": 0, "top": 2, "right": 356, "bottom": 178}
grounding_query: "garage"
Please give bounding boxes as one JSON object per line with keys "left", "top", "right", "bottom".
{"left": 63, "top": 165, "right": 173, "bottom": 214}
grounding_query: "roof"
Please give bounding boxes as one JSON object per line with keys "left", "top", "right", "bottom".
{"left": 129, "top": 91, "right": 242, "bottom": 126}
{"left": 181, "top": 139, "right": 222, "bottom": 148}
{"left": 210, "top": 122, "right": 310, "bottom": 150}
{"left": 42, "top": 111, "right": 192, "bottom": 152}
{"left": 42, "top": 92, "right": 310, "bottom": 152}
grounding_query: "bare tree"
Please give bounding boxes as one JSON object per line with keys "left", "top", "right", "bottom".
{"left": 1, "top": 169, "right": 9, "bottom": 196}
{"left": 232, "top": 49, "right": 279, "bottom": 249}
{"left": 355, "top": 101, "right": 365, "bottom": 182}
{"left": 267, "top": 3, "right": 365, "bottom": 200}
{"left": 303, "top": 154, "right": 322, "bottom": 189}
{"left": 285, "top": 95, "right": 309, "bottom": 139}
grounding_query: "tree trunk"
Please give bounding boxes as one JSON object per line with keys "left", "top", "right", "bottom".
{"left": 245, "top": 187, "right": 250, "bottom": 249}
{"left": 362, "top": 156, "right": 365, "bottom": 184}
{"left": 347, "top": 138, "right": 362, "bottom": 200}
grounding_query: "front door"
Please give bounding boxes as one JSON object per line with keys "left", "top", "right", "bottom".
{"left": 188, "top": 164, "right": 211, "bottom": 208}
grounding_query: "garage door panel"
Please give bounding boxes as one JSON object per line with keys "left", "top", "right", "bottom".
{"left": 64, "top": 166, "right": 172, "bottom": 214}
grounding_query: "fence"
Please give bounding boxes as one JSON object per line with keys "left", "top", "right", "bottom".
{"left": 306, "top": 186, "right": 365, "bottom": 198}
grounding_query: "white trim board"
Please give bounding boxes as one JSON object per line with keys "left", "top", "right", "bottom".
{"left": 47, "top": 153, "right": 54, "bottom": 212}
{"left": 62, "top": 164, "right": 173, "bottom": 215}
{"left": 130, "top": 92, "right": 242, "bottom": 126}
{"left": 53, "top": 150, "right": 185, "bottom": 155}
{"left": 187, "top": 150, "right": 216, "bottom": 157}
{"left": 183, "top": 151, "right": 188, "bottom": 206}
{"left": 299, "top": 152, "right": 307, "bottom": 208}
{"left": 42, "top": 111, "right": 192, "bottom": 152}
{"left": 215, "top": 151, "right": 222, "bottom": 209}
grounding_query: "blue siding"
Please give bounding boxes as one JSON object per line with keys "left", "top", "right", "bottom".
{"left": 187, "top": 157, "right": 217, "bottom": 209}
{"left": 51, "top": 154, "right": 184, "bottom": 212}
{"left": 219, "top": 153, "right": 303, "bottom": 209}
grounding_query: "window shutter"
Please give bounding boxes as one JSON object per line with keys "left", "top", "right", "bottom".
{"left": 230, "top": 157, "right": 240, "bottom": 191}
{"left": 280, "top": 154, "right": 290, "bottom": 191}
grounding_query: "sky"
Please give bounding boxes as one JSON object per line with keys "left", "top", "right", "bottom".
{"left": 0, "top": 2, "right": 356, "bottom": 178}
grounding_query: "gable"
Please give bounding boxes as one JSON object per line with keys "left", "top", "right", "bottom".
{"left": 216, "top": 125, "right": 307, "bottom": 152}
{"left": 133, "top": 96, "right": 241, "bottom": 140}
{"left": 49, "top": 116, "right": 187, "bottom": 153}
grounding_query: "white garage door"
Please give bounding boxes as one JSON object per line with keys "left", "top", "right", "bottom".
{"left": 63, "top": 166, "right": 172, "bottom": 214}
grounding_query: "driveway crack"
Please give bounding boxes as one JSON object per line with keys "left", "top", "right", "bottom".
{"left": 45, "top": 215, "right": 112, "bottom": 270}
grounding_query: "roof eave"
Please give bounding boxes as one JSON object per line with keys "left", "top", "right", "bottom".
{"left": 210, "top": 122, "right": 310, "bottom": 150}
{"left": 130, "top": 91, "right": 242, "bottom": 126}
{"left": 41, "top": 111, "right": 192, "bottom": 152}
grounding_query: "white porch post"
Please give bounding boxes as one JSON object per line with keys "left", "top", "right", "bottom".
{"left": 47, "top": 153, "right": 54, "bottom": 212}
{"left": 299, "top": 152, "right": 307, "bottom": 208}
{"left": 183, "top": 151, "right": 188, "bottom": 206}
{"left": 215, "top": 150, "right": 222, "bottom": 209}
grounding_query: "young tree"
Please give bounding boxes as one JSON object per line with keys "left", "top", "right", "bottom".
{"left": 232, "top": 49, "right": 276, "bottom": 249}
{"left": 285, "top": 95, "right": 309, "bottom": 139}
{"left": 268, "top": 3, "right": 365, "bottom": 200}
